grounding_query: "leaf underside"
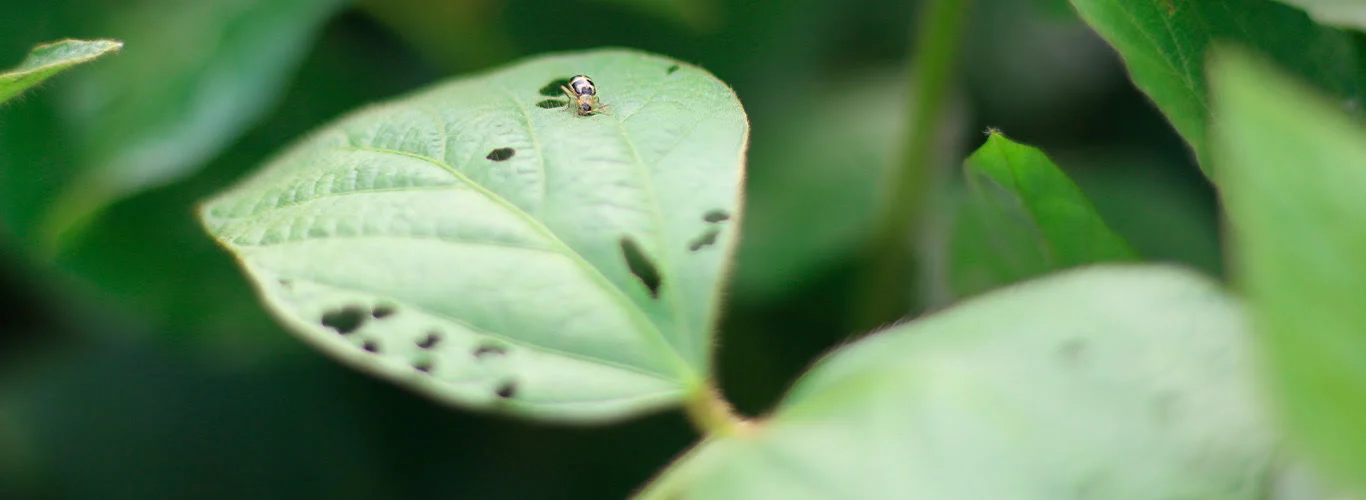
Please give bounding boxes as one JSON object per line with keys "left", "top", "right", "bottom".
{"left": 0, "top": 39, "right": 122, "bottom": 105}
{"left": 200, "top": 49, "right": 749, "bottom": 422}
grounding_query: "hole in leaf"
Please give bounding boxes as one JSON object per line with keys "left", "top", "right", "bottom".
{"left": 414, "top": 361, "right": 433, "bottom": 373}
{"left": 620, "top": 237, "right": 662, "bottom": 298}
{"left": 536, "top": 99, "right": 567, "bottom": 109}
{"left": 495, "top": 381, "right": 518, "bottom": 399}
{"left": 486, "top": 147, "right": 515, "bottom": 161}
{"left": 362, "top": 340, "right": 379, "bottom": 353}
{"left": 417, "top": 331, "right": 442, "bottom": 349}
{"left": 371, "top": 304, "right": 396, "bottom": 319}
{"left": 666, "top": 64, "right": 680, "bottom": 74}
{"left": 539, "top": 77, "right": 572, "bottom": 97}
{"left": 688, "top": 228, "right": 720, "bottom": 251}
{"left": 474, "top": 343, "right": 507, "bottom": 359}
{"left": 703, "top": 209, "right": 730, "bottom": 223}
{"left": 321, "top": 306, "right": 366, "bottom": 334}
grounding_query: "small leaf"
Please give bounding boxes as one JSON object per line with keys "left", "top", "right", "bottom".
{"left": 41, "top": 0, "right": 349, "bottom": 249}
{"left": 0, "top": 39, "right": 121, "bottom": 105}
{"left": 642, "top": 266, "right": 1273, "bottom": 498}
{"left": 1067, "top": 0, "right": 1364, "bottom": 173}
{"left": 938, "top": 132, "right": 1134, "bottom": 299}
{"left": 199, "top": 49, "right": 749, "bottom": 422}
{"left": 1271, "top": 0, "right": 1366, "bottom": 30}
{"left": 1211, "top": 48, "right": 1366, "bottom": 495}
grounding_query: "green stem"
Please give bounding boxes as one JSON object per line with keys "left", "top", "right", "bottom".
{"left": 852, "top": 0, "right": 972, "bottom": 333}
{"left": 684, "top": 383, "right": 750, "bottom": 438}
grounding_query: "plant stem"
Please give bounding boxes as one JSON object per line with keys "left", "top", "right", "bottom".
{"left": 684, "top": 383, "right": 749, "bottom": 438}
{"left": 852, "top": 0, "right": 972, "bottom": 333}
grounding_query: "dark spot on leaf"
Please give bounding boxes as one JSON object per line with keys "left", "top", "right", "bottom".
{"left": 486, "top": 147, "right": 515, "bottom": 161}
{"left": 321, "top": 306, "right": 366, "bottom": 334}
{"left": 362, "top": 340, "right": 379, "bottom": 353}
{"left": 495, "top": 381, "right": 518, "bottom": 399}
{"left": 688, "top": 228, "right": 720, "bottom": 251}
{"left": 414, "top": 361, "right": 433, "bottom": 373}
{"left": 536, "top": 99, "right": 567, "bottom": 109}
{"left": 539, "top": 77, "right": 572, "bottom": 97}
{"left": 1058, "top": 339, "right": 1086, "bottom": 365}
{"left": 667, "top": 64, "right": 680, "bottom": 75}
{"left": 1153, "top": 393, "right": 1178, "bottom": 423}
{"left": 703, "top": 209, "right": 730, "bottom": 223}
{"left": 371, "top": 304, "right": 396, "bottom": 319}
{"left": 417, "top": 331, "right": 441, "bottom": 349}
{"left": 278, "top": 279, "right": 293, "bottom": 289}
{"left": 620, "top": 237, "right": 662, "bottom": 298}
{"left": 474, "top": 343, "right": 507, "bottom": 359}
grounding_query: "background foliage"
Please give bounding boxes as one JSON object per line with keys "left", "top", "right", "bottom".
{"left": 0, "top": 0, "right": 1329, "bottom": 497}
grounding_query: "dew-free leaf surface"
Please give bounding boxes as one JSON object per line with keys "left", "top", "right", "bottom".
{"left": 1212, "top": 48, "right": 1366, "bottom": 494}
{"left": 1271, "top": 0, "right": 1366, "bottom": 30}
{"left": 0, "top": 39, "right": 121, "bottom": 105}
{"left": 942, "top": 132, "right": 1134, "bottom": 299}
{"left": 1067, "top": 0, "right": 1364, "bottom": 172}
{"left": 642, "top": 266, "right": 1271, "bottom": 499}
{"left": 200, "top": 49, "right": 749, "bottom": 422}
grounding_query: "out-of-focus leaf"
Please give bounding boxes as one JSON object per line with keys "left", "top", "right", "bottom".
{"left": 1212, "top": 48, "right": 1366, "bottom": 495}
{"left": 937, "top": 132, "right": 1134, "bottom": 300}
{"left": 358, "top": 0, "right": 515, "bottom": 70}
{"left": 587, "top": 0, "right": 722, "bottom": 32}
{"left": 642, "top": 266, "right": 1271, "bottom": 499}
{"left": 200, "top": 49, "right": 748, "bottom": 422}
{"left": 1271, "top": 0, "right": 1366, "bottom": 30}
{"left": 1067, "top": 0, "right": 1364, "bottom": 172}
{"left": 0, "top": 39, "right": 120, "bottom": 105}
{"left": 41, "top": 0, "right": 351, "bottom": 249}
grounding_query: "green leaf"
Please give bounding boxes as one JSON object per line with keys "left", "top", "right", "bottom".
{"left": 0, "top": 39, "right": 121, "bottom": 105}
{"left": 1271, "top": 0, "right": 1366, "bottom": 30}
{"left": 199, "top": 49, "right": 749, "bottom": 422}
{"left": 41, "top": 0, "right": 349, "bottom": 249}
{"left": 642, "top": 266, "right": 1273, "bottom": 499}
{"left": 586, "top": 0, "right": 721, "bottom": 31}
{"left": 936, "top": 132, "right": 1134, "bottom": 300}
{"left": 1066, "top": 0, "right": 1364, "bottom": 172}
{"left": 1211, "top": 48, "right": 1366, "bottom": 495}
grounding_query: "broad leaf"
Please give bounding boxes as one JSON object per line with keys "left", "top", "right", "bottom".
{"left": 0, "top": 39, "right": 120, "bottom": 105}
{"left": 200, "top": 49, "right": 748, "bottom": 422}
{"left": 587, "top": 0, "right": 721, "bottom": 31}
{"left": 42, "top": 0, "right": 349, "bottom": 248}
{"left": 1212, "top": 48, "right": 1366, "bottom": 494}
{"left": 939, "top": 132, "right": 1134, "bottom": 299}
{"left": 1067, "top": 0, "right": 1364, "bottom": 172}
{"left": 1272, "top": 0, "right": 1366, "bottom": 30}
{"left": 642, "top": 265, "right": 1272, "bottom": 498}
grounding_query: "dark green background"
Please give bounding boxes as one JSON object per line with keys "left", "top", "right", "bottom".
{"left": 0, "top": 0, "right": 1219, "bottom": 497}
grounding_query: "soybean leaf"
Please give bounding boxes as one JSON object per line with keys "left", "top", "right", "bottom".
{"left": 0, "top": 39, "right": 121, "bottom": 105}
{"left": 1212, "top": 48, "right": 1366, "bottom": 494}
{"left": 199, "top": 49, "right": 748, "bottom": 422}
{"left": 1067, "top": 0, "right": 1364, "bottom": 172}
{"left": 42, "top": 0, "right": 350, "bottom": 248}
{"left": 642, "top": 266, "right": 1272, "bottom": 499}
{"left": 586, "top": 0, "right": 721, "bottom": 31}
{"left": 1271, "top": 0, "right": 1366, "bottom": 30}
{"left": 938, "top": 132, "right": 1134, "bottom": 300}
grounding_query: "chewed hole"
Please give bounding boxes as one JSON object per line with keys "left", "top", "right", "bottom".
{"left": 413, "top": 361, "right": 433, "bottom": 373}
{"left": 703, "top": 209, "right": 730, "bottom": 223}
{"left": 667, "top": 64, "right": 680, "bottom": 74}
{"left": 620, "top": 237, "right": 662, "bottom": 298}
{"left": 362, "top": 340, "right": 379, "bottom": 353}
{"left": 417, "top": 331, "right": 442, "bottom": 349}
{"left": 474, "top": 343, "right": 508, "bottom": 359}
{"left": 495, "top": 381, "right": 518, "bottom": 399}
{"left": 486, "top": 147, "right": 515, "bottom": 161}
{"left": 688, "top": 228, "right": 720, "bottom": 251}
{"left": 536, "top": 99, "right": 567, "bottom": 109}
{"left": 539, "top": 77, "right": 572, "bottom": 97}
{"left": 321, "top": 306, "right": 366, "bottom": 334}
{"left": 371, "top": 304, "right": 396, "bottom": 319}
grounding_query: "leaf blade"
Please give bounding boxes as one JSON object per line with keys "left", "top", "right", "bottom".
{"left": 0, "top": 39, "right": 121, "bottom": 105}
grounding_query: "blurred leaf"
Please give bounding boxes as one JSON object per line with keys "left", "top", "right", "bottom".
{"left": 41, "top": 0, "right": 350, "bottom": 249}
{"left": 1271, "top": 0, "right": 1366, "bottom": 30}
{"left": 0, "top": 39, "right": 120, "bottom": 105}
{"left": 587, "top": 0, "right": 722, "bottom": 32}
{"left": 358, "top": 0, "right": 515, "bottom": 70}
{"left": 200, "top": 49, "right": 748, "bottom": 422}
{"left": 1211, "top": 48, "right": 1366, "bottom": 495}
{"left": 1067, "top": 0, "right": 1364, "bottom": 172}
{"left": 642, "top": 266, "right": 1272, "bottom": 499}
{"left": 939, "top": 132, "right": 1135, "bottom": 299}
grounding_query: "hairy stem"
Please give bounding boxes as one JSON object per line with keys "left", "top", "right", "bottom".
{"left": 684, "top": 383, "right": 749, "bottom": 438}
{"left": 852, "top": 0, "right": 972, "bottom": 333}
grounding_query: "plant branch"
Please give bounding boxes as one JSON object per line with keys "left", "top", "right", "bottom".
{"left": 684, "top": 383, "right": 750, "bottom": 438}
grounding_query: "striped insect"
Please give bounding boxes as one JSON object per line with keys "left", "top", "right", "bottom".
{"left": 561, "top": 75, "right": 608, "bottom": 116}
